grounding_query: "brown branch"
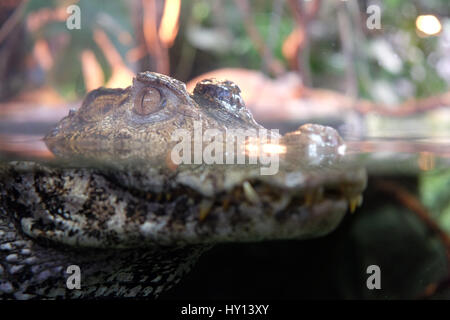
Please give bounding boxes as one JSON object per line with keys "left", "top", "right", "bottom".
{"left": 375, "top": 179, "right": 450, "bottom": 299}
{"left": 286, "top": 0, "right": 321, "bottom": 85}
{"left": 300, "top": 87, "right": 450, "bottom": 117}
{"left": 356, "top": 91, "right": 450, "bottom": 116}
{"left": 142, "top": 0, "right": 170, "bottom": 75}
{"left": 0, "top": 0, "right": 28, "bottom": 45}
{"left": 419, "top": 277, "right": 450, "bottom": 299}
{"left": 288, "top": 0, "right": 321, "bottom": 25}
{"left": 267, "top": 0, "right": 285, "bottom": 55}
{"left": 375, "top": 180, "right": 450, "bottom": 258}
{"left": 233, "top": 0, "right": 284, "bottom": 76}
{"left": 337, "top": 1, "right": 357, "bottom": 97}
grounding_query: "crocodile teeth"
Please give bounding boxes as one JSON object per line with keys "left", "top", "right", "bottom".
{"left": 222, "top": 197, "right": 231, "bottom": 211}
{"left": 269, "top": 194, "right": 290, "bottom": 212}
{"left": 199, "top": 199, "right": 214, "bottom": 221}
{"left": 305, "top": 191, "right": 314, "bottom": 206}
{"left": 304, "top": 188, "right": 325, "bottom": 206}
{"left": 305, "top": 188, "right": 323, "bottom": 206}
{"left": 243, "top": 181, "right": 261, "bottom": 205}
{"left": 348, "top": 195, "right": 363, "bottom": 213}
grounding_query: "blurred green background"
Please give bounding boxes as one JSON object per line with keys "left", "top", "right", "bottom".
{"left": 0, "top": 0, "right": 448, "bottom": 102}
{"left": 0, "top": 0, "right": 449, "bottom": 299}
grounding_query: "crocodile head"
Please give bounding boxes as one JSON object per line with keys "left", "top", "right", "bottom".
{"left": 33, "top": 71, "right": 367, "bottom": 248}
{"left": 0, "top": 72, "right": 367, "bottom": 299}
{"left": 44, "top": 72, "right": 262, "bottom": 160}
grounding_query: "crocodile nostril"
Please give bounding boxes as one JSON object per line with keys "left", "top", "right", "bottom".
{"left": 68, "top": 108, "right": 76, "bottom": 117}
{"left": 50, "top": 128, "right": 60, "bottom": 136}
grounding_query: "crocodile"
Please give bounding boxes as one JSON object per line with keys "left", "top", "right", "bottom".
{"left": 0, "top": 72, "right": 366, "bottom": 299}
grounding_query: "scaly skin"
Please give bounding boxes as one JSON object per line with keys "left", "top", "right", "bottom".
{"left": 0, "top": 72, "right": 366, "bottom": 299}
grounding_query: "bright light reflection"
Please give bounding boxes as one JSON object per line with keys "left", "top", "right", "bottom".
{"left": 416, "top": 15, "right": 442, "bottom": 36}
{"left": 262, "top": 144, "right": 287, "bottom": 154}
{"left": 245, "top": 142, "right": 287, "bottom": 155}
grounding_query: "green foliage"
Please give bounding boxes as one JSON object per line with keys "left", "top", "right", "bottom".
{"left": 420, "top": 169, "right": 450, "bottom": 233}
{"left": 25, "top": 0, "right": 134, "bottom": 99}
{"left": 24, "top": 0, "right": 449, "bottom": 100}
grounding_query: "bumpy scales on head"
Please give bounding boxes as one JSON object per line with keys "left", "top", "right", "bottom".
{"left": 0, "top": 72, "right": 366, "bottom": 299}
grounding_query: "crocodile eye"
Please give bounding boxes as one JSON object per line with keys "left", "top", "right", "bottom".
{"left": 135, "top": 87, "right": 163, "bottom": 115}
